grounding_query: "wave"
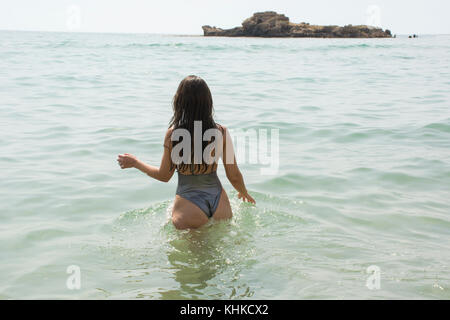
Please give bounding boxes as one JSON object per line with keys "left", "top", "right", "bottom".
{"left": 423, "top": 122, "right": 450, "bottom": 133}
{"left": 333, "top": 128, "right": 395, "bottom": 143}
{"left": 38, "top": 40, "right": 399, "bottom": 53}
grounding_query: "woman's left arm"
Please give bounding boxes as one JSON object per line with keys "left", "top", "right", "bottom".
{"left": 117, "top": 129, "right": 175, "bottom": 182}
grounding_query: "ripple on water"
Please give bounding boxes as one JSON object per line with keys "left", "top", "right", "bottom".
{"left": 423, "top": 122, "right": 450, "bottom": 133}
{"left": 76, "top": 191, "right": 320, "bottom": 299}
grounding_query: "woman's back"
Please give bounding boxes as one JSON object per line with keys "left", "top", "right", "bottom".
{"left": 165, "top": 123, "right": 225, "bottom": 176}
{"left": 118, "top": 75, "right": 254, "bottom": 230}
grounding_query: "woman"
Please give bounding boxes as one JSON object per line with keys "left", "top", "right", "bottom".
{"left": 117, "top": 75, "right": 255, "bottom": 230}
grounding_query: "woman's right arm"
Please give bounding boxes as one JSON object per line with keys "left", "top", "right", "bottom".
{"left": 220, "top": 126, "right": 255, "bottom": 204}
{"left": 117, "top": 128, "right": 175, "bottom": 182}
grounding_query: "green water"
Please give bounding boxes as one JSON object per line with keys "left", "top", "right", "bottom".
{"left": 0, "top": 31, "right": 449, "bottom": 299}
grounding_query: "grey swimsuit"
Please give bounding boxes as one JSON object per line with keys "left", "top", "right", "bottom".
{"left": 176, "top": 171, "right": 223, "bottom": 218}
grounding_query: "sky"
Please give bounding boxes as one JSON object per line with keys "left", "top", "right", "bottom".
{"left": 0, "top": 0, "right": 449, "bottom": 35}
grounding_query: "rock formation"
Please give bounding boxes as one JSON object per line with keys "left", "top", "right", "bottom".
{"left": 202, "top": 11, "right": 392, "bottom": 38}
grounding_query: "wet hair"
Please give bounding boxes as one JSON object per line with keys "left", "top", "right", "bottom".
{"left": 169, "top": 75, "right": 219, "bottom": 174}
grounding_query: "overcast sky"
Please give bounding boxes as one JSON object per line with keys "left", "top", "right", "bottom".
{"left": 0, "top": 0, "right": 448, "bottom": 35}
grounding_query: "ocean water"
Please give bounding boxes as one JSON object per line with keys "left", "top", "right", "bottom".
{"left": 1, "top": 30, "right": 449, "bottom": 299}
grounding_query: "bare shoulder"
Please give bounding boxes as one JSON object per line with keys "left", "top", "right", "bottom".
{"left": 164, "top": 127, "right": 174, "bottom": 147}
{"left": 216, "top": 123, "right": 227, "bottom": 134}
{"left": 165, "top": 126, "right": 174, "bottom": 138}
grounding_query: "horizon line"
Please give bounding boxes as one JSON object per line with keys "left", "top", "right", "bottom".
{"left": 1, "top": 28, "right": 448, "bottom": 37}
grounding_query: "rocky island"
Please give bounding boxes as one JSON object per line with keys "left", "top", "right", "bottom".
{"left": 202, "top": 11, "right": 392, "bottom": 38}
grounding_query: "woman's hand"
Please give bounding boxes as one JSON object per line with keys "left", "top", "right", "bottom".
{"left": 117, "top": 153, "right": 138, "bottom": 169}
{"left": 238, "top": 192, "right": 256, "bottom": 204}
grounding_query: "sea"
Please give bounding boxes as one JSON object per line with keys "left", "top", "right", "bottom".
{"left": 0, "top": 30, "right": 449, "bottom": 299}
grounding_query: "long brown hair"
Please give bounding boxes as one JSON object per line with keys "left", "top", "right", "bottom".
{"left": 169, "top": 75, "right": 219, "bottom": 174}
